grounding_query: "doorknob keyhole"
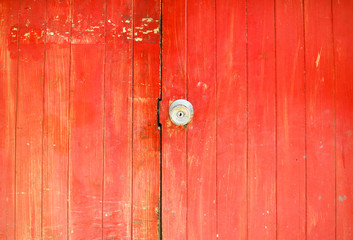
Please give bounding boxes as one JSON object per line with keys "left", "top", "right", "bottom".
{"left": 169, "top": 99, "right": 194, "bottom": 126}
{"left": 177, "top": 111, "right": 184, "bottom": 118}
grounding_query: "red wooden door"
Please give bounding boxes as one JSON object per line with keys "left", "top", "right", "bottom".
{"left": 160, "top": 0, "right": 353, "bottom": 239}
{"left": 0, "top": 0, "right": 161, "bottom": 239}
{"left": 1, "top": 0, "right": 353, "bottom": 240}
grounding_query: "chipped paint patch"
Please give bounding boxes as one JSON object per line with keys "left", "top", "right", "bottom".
{"left": 142, "top": 17, "right": 154, "bottom": 22}
{"left": 104, "top": 212, "right": 113, "bottom": 217}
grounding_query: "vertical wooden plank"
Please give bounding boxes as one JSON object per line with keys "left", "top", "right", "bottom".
{"left": 333, "top": 0, "right": 353, "bottom": 238}
{"left": 132, "top": 0, "right": 161, "bottom": 239}
{"left": 304, "top": 0, "right": 335, "bottom": 238}
{"left": 216, "top": 0, "right": 247, "bottom": 238}
{"left": 0, "top": 0, "right": 19, "bottom": 238}
{"left": 15, "top": 0, "right": 46, "bottom": 238}
{"left": 187, "top": 0, "right": 216, "bottom": 239}
{"left": 161, "top": 0, "right": 187, "bottom": 238}
{"left": 68, "top": 0, "right": 105, "bottom": 238}
{"left": 275, "top": 0, "right": 306, "bottom": 239}
{"left": 247, "top": 0, "right": 276, "bottom": 239}
{"left": 103, "top": 0, "right": 133, "bottom": 238}
{"left": 42, "top": 0, "right": 71, "bottom": 238}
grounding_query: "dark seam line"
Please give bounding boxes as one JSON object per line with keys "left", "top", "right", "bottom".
{"left": 14, "top": 0, "right": 22, "bottom": 239}
{"left": 40, "top": 0, "right": 48, "bottom": 238}
{"left": 101, "top": 0, "right": 108, "bottom": 238}
{"left": 185, "top": 0, "right": 188, "bottom": 239}
{"left": 130, "top": 0, "right": 135, "bottom": 238}
{"left": 301, "top": 0, "right": 307, "bottom": 238}
{"left": 158, "top": 0, "right": 163, "bottom": 239}
{"left": 299, "top": 1, "right": 306, "bottom": 238}
{"left": 330, "top": 0, "right": 337, "bottom": 238}
{"left": 67, "top": 0, "right": 73, "bottom": 238}
{"left": 214, "top": 0, "right": 218, "bottom": 238}
{"left": 274, "top": 0, "right": 278, "bottom": 239}
{"left": 245, "top": 0, "right": 249, "bottom": 239}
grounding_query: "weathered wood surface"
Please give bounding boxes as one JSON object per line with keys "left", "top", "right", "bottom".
{"left": 0, "top": 0, "right": 353, "bottom": 239}
{"left": 216, "top": 0, "right": 247, "bottom": 238}
{"left": 103, "top": 0, "right": 133, "bottom": 238}
{"left": 161, "top": 0, "right": 353, "bottom": 239}
{"left": 333, "top": 0, "right": 353, "bottom": 239}
{"left": 131, "top": 0, "right": 161, "bottom": 239}
{"left": 0, "top": 0, "right": 161, "bottom": 239}
{"left": 305, "top": 0, "right": 336, "bottom": 238}
{"left": 15, "top": 0, "right": 46, "bottom": 238}
{"left": 276, "top": 0, "right": 306, "bottom": 239}
{"left": 43, "top": 0, "right": 71, "bottom": 238}
{"left": 161, "top": 0, "right": 187, "bottom": 238}
{"left": 0, "top": 1, "right": 18, "bottom": 239}
{"left": 68, "top": 0, "right": 106, "bottom": 238}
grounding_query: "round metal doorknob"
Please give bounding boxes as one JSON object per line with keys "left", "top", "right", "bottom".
{"left": 169, "top": 99, "right": 194, "bottom": 126}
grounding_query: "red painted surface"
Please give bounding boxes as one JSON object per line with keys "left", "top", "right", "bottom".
{"left": 276, "top": 0, "right": 306, "bottom": 239}
{"left": 161, "top": 0, "right": 187, "bottom": 238}
{"left": 1, "top": 0, "right": 353, "bottom": 239}
{"left": 187, "top": 0, "right": 217, "bottom": 239}
{"left": 334, "top": 0, "right": 353, "bottom": 239}
{"left": 216, "top": 0, "right": 247, "bottom": 238}
{"left": 247, "top": 0, "right": 276, "bottom": 239}
{"left": 0, "top": 1, "right": 18, "bottom": 239}
{"left": 161, "top": 0, "right": 353, "bottom": 239}
{"left": 132, "top": 0, "right": 161, "bottom": 239}
{"left": 305, "top": 0, "right": 336, "bottom": 239}
{"left": 103, "top": 0, "right": 133, "bottom": 238}
{"left": 16, "top": 0, "right": 46, "bottom": 238}
{"left": 1, "top": 0, "right": 161, "bottom": 239}
{"left": 43, "top": 0, "right": 70, "bottom": 238}
{"left": 69, "top": 0, "right": 106, "bottom": 238}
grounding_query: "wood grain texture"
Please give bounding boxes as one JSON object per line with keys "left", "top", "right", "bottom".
{"left": 132, "top": 0, "right": 161, "bottom": 239}
{"left": 187, "top": 0, "right": 217, "bottom": 239}
{"left": 103, "top": 0, "right": 133, "bottom": 239}
{"left": 275, "top": 0, "right": 306, "bottom": 239}
{"left": 68, "top": 0, "right": 106, "bottom": 238}
{"left": 161, "top": 0, "right": 187, "bottom": 239}
{"left": 216, "top": 0, "right": 247, "bottom": 238}
{"left": 247, "top": 0, "right": 276, "bottom": 239}
{"left": 2, "top": 1, "right": 353, "bottom": 239}
{"left": 304, "top": 0, "right": 336, "bottom": 239}
{"left": 42, "top": 0, "right": 71, "bottom": 238}
{"left": 0, "top": 0, "right": 19, "bottom": 239}
{"left": 333, "top": 0, "right": 353, "bottom": 238}
{"left": 15, "top": 0, "right": 46, "bottom": 238}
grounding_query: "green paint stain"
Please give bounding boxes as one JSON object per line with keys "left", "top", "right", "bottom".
{"left": 338, "top": 195, "right": 347, "bottom": 202}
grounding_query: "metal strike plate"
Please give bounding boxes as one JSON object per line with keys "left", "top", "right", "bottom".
{"left": 169, "top": 99, "right": 194, "bottom": 126}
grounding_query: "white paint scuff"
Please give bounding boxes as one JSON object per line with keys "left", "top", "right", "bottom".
{"left": 316, "top": 49, "right": 321, "bottom": 68}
